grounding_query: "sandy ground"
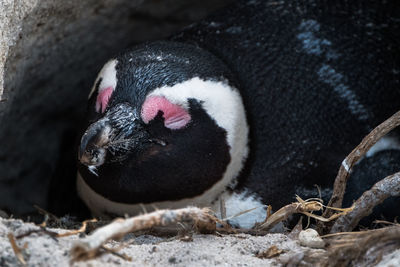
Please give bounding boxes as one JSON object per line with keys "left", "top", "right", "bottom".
{"left": 1, "top": 217, "right": 399, "bottom": 267}
{"left": 0, "top": 217, "right": 322, "bottom": 267}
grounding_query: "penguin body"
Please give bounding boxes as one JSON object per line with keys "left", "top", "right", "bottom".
{"left": 78, "top": 0, "right": 400, "bottom": 227}
{"left": 78, "top": 42, "right": 250, "bottom": 221}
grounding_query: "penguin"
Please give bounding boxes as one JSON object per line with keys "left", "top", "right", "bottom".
{"left": 77, "top": 0, "right": 400, "bottom": 228}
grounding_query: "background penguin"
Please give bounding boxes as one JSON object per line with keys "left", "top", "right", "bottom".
{"left": 77, "top": 0, "right": 400, "bottom": 228}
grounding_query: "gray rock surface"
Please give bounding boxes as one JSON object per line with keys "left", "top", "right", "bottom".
{"left": 0, "top": 0, "right": 230, "bottom": 216}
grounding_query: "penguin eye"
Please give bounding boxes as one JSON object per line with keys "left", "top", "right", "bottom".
{"left": 95, "top": 86, "right": 113, "bottom": 113}
{"left": 141, "top": 96, "right": 191, "bottom": 130}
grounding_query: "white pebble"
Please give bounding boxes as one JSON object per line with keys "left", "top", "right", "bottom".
{"left": 298, "top": 229, "right": 325, "bottom": 249}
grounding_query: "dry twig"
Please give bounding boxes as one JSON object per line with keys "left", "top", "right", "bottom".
{"left": 257, "top": 196, "right": 352, "bottom": 231}
{"left": 330, "top": 171, "right": 400, "bottom": 233}
{"left": 256, "top": 245, "right": 285, "bottom": 259}
{"left": 288, "top": 217, "right": 303, "bottom": 239}
{"left": 7, "top": 233, "right": 26, "bottom": 265}
{"left": 373, "top": 220, "right": 399, "bottom": 226}
{"left": 323, "top": 111, "right": 400, "bottom": 221}
{"left": 286, "top": 226, "right": 400, "bottom": 266}
{"left": 15, "top": 218, "right": 98, "bottom": 240}
{"left": 15, "top": 227, "right": 58, "bottom": 240}
{"left": 322, "top": 225, "right": 400, "bottom": 267}
{"left": 258, "top": 202, "right": 318, "bottom": 231}
{"left": 70, "top": 207, "right": 216, "bottom": 262}
{"left": 34, "top": 205, "right": 59, "bottom": 221}
{"left": 100, "top": 245, "right": 132, "bottom": 261}
{"left": 57, "top": 218, "right": 97, "bottom": 237}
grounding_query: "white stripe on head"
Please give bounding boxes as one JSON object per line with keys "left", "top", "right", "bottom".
{"left": 88, "top": 59, "right": 118, "bottom": 99}
{"left": 148, "top": 77, "right": 249, "bottom": 189}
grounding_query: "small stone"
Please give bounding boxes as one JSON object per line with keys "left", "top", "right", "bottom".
{"left": 298, "top": 229, "right": 325, "bottom": 249}
{"left": 168, "top": 257, "right": 177, "bottom": 264}
{"left": 150, "top": 246, "right": 157, "bottom": 253}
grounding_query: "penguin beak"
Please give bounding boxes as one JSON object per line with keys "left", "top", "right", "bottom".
{"left": 79, "top": 118, "right": 111, "bottom": 167}
{"left": 78, "top": 103, "right": 149, "bottom": 167}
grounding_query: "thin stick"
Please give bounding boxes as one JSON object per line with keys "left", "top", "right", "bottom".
{"left": 323, "top": 111, "right": 400, "bottom": 221}
{"left": 330, "top": 172, "right": 400, "bottom": 233}
{"left": 219, "top": 198, "right": 227, "bottom": 220}
{"left": 70, "top": 207, "right": 216, "bottom": 262}
{"left": 257, "top": 198, "right": 322, "bottom": 231}
{"left": 223, "top": 206, "right": 261, "bottom": 222}
{"left": 15, "top": 219, "right": 98, "bottom": 240}
{"left": 8, "top": 233, "right": 26, "bottom": 265}
{"left": 321, "top": 231, "right": 374, "bottom": 238}
{"left": 33, "top": 205, "right": 59, "bottom": 221}
{"left": 100, "top": 245, "right": 132, "bottom": 261}
{"left": 258, "top": 196, "right": 353, "bottom": 231}
{"left": 373, "top": 220, "right": 399, "bottom": 226}
{"left": 56, "top": 218, "right": 97, "bottom": 237}
{"left": 323, "top": 225, "right": 400, "bottom": 267}
{"left": 16, "top": 227, "right": 58, "bottom": 240}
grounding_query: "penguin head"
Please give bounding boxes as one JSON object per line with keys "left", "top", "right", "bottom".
{"left": 77, "top": 42, "right": 249, "bottom": 212}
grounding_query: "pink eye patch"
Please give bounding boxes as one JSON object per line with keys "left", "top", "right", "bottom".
{"left": 141, "top": 96, "right": 191, "bottom": 129}
{"left": 96, "top": 86, "right": 113, "bottom": 113}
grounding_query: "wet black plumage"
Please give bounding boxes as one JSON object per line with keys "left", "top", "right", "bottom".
{"left": 172, "top": 0, "right": 400, "bottom": 208}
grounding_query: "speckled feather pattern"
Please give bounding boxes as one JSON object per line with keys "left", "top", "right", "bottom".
{"left": 172, "top": 0, "right": 400, "bottom": 208}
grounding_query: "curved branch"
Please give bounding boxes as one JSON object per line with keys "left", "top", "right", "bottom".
{"left": 330, "top": 172, "right": 400, "bottom": 233}
{"left": 324, "top": 111, "right": 400, "bottom": 220}
{"left": 70, "top": 207, "right": 216, "bottom": 262}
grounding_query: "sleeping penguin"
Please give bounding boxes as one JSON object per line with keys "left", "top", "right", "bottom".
{"left": 77, "top": 0, "right": 400, "bottom": 228}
